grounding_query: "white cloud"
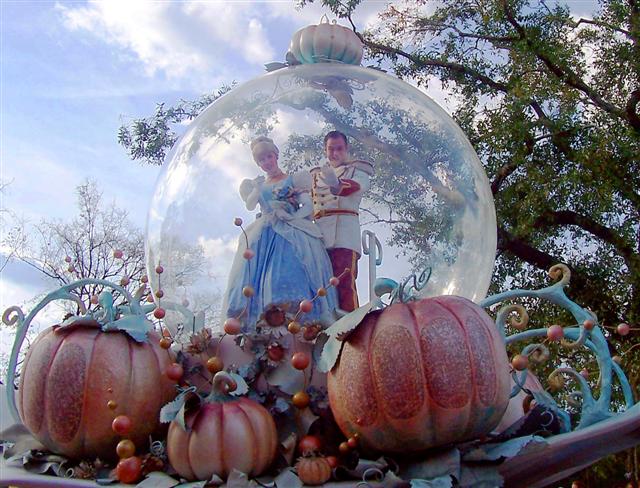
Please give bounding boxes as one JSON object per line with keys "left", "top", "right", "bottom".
{"left": 55, "top": 1, "right": 276, "bottom": 88}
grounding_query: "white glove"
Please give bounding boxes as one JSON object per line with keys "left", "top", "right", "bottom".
{"left": 321, "top": 165, "right": 340, "bottom": 188}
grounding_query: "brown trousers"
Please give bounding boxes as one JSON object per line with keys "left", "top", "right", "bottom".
{"left": 327, "top": 248, "right": 359, "bottom": 312}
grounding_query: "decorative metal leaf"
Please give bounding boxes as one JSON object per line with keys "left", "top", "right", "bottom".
{"left": 136, "top": 471, "right": 180, "bottom": 488}
{"left": 274, "top": 468, "right": 303, "bottom": 488}
{"left": 400, "top": 448, "right": 460, "bottom": 481}
{"left": 462, "top": 435, "right": 546, "bottom": 462}
{"left": 410, "top": 477, "right": 453, "bottom": 488}
{"left": 266, "top": 361, "right": 304, "bottom": 395}
{"left": 159, "top": 387, "right": 197, "bottom": 426}
{"left": 228, "top": 372, "right": 250, "bottom": 396}
{"left": 225, "top": 469, "right": 251, "bottom": 487}
{"left": 265, "top": 62, "right": 288, "bottom": 72}
{"left": 317, "top": 301, "right": 376, "bottom": 373}
{"left": 102, "top": 315, "right": 152, "bottom": 343}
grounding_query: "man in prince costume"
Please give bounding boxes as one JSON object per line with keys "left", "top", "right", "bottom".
{"left": 297, "top": 131, "right": 374, "bottom": 312}
{"left": 222, "top": 136, "right": 338, "bottom": 330}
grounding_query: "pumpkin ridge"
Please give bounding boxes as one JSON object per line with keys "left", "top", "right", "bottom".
{"left": 40, "top": 329, "right": 67, "bottom": 443}
{"left": 219, "top": 403, "right": 227, "bottom": 478}
{"left": 237, "top": 401, "right": 259, "bottom": 474}
{"left": 21, "top": 327, "right": 58, "bottom": 436}
{"left": 77, "top": 328, "right": 101, "bottom": 456}
{"left": 433, "top": 297, "right": 479, "bottom": 438}
{"left": 186, "top": 408, "right": 202, "bottom": 480}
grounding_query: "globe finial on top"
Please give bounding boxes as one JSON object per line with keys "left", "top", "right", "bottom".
{"left": 289, "top": 15, "right": 363, "bottom": 65}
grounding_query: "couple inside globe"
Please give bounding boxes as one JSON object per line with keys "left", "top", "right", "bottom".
{"left": 222, "top": 131, "right": 374, "bottom": 331}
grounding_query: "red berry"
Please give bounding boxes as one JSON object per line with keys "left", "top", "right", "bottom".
{"left": 234, "top": 217, "right": 243, "bottom": 226}
{"left": 292, "top": 391, "right": 310, "bottom": 409}
{"left": 617, "top": 323, "right": 630, "bottom": 336}
{"left": 242, "top": 249, "right": 255, "bottom": 260}
{"left": 155, "top": 265, "right": 164, "bottom": 274}
{"left": 116, "top": 456, "right": 142, "bottom": 484}
{"left": 67, "top": 265, "right": 75, "bottom": 273}
{"left": 112, "top": 415, "right": 132, "bottom": 436}
{"left": 547, "top": 324, "right": 564, "bottom": 341}
{"left": 107, "top": 400, "right": 117, "bottom": 410}
{"left": 299, "top": 299, "right": 313, "bottom": 314}
{"left": 116, "top": 439, "right": 135, "bottom": 459}
{"left": 146, "top": 294, "right": 155, "bottom": 303}
{"left": 140, "top": 275, "right": 148, "bottom": 283}
{"left": 291, "top": 352, "right": 310, "bottom": 370}
{"left": 288, "top": 321, "right": 301, "bottom": 334}
{"left": 166, "top": 363, "right": 184, "bottom": 381}
{"left": 113, "top": 249, "right": 124, "bottom": 259}
{"left": 90, "top": 295, "right": 99, "bottom": 305}
{"left": 347, "top": 436, "right": 358, "bottom": 449}
{"left": 206, "top": 356, "right": 224, "bottom": 374}
{"left": 511, "top": 354, "right": 528, "bottom": 371}
{"left": 120, "top": 276, "right": 130, "bottom": 286}
{"left": 155, "top": 290, "right": 164, "bottom": 298}
{"left": 159, "top": 338, "right": 172, "bottom": 349}
{"left": 329, "top": 276, "right": 340, "bottom": 287}
{"left": 583, "top": 319, "right": 595, "bottom": 331}
{"left": 64, "top": 256, "right": 72, "bottom": 263}
{"left": 317, "top": 287, "right": 327, "bottom": 297}
{"left": 338, "top": 441, "right": 350, "bottom": 454}
{"left": 154, "top": 307, "right": 166, "bottom": 319}
{"left": 242, "top": 286, "right": 255, "bottom": 297}
{"left": 298, "top": 435, "right": 322, "bottom": 455}
{"left": 326, "top": 456, "right": 339, "bottom": 468}
{"left": 223, "top": 317, "right": 242, "bottom": 335}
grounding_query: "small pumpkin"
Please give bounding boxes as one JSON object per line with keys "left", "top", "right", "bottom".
{"left": 17, "top": 319, "right": 175, "bottom": 459}
{"left": 295, "top": 456, "right": 332, "bottom": 486}
{"left": 289, "top": 19, "right": 363, "bottom": 65}
{"left": 167, "top": 372, "right": 278, "bottom": 481}
{"left": 328, "top": 295, "right": 510, "bottom": 453}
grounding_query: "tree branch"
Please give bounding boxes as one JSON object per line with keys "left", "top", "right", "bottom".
{"left": 360, "top": 37, "right": 511, "bottom": 93}
{"left": 534, "top": 210, "right": 639, "bottom": 269}
{"left": 501, "top": 1, "right": 639, "bottom": 132}
{"left": 573, "top": 17, "right": 632, "bottom": 38}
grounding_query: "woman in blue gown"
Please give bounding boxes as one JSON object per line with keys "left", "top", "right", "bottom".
{"left": 223, "top": 136, "right": 338, "bottom": 331}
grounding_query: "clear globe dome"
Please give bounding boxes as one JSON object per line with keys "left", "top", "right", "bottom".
{"left": 146, "top": 63, "right": 496, "bottom": 334}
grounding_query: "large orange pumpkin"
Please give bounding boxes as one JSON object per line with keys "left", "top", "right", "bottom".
{"left": 18, "top": 320, "right": 176, "bottom": 459}
{"left": 167, "top": 372, "right": 278, "bottom": 481}
{"left": 327, "top": 296, "right": 510, "bottom": 453}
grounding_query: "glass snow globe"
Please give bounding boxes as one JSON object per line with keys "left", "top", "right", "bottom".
{"left": 146, "top": 52, "right": 496, "bottom": 334}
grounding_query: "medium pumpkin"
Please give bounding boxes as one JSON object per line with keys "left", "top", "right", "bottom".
{"left": 327, "top": 295, "right": 510, "bottom": 453}
{"left": 18, "top": 320, "right": 176, "bottom": 459}
{"left": 167, "top": 372, "right": 278, "bottom": 481}
{"left": 289, "top": 20, "right": 363, "bottom": 65}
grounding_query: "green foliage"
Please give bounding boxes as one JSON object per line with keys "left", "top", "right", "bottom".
{"left": 118, "top": 85, "right": 235, "bottom": 165}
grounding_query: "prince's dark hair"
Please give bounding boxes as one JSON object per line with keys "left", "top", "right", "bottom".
{"left": 323, "top": 130, "right": 348, "bottom": 147}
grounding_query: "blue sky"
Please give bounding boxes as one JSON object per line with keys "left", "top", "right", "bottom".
{"left": 0, "top": 1, "right": 385, "bottom": 309}
{"left": 0, "top": 0, "right": 599, "bottom": 334}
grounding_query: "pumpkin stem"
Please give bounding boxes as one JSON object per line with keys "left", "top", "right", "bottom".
{"left": 212, "top": 371, "right": 237, "bottom": 395}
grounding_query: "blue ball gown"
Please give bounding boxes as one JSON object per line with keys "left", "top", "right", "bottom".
{"left": 223, "top": 175, "right": 338, "bottom": 331}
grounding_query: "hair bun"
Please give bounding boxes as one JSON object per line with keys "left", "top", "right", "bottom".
{"left": 251, "top": 136, "right": 279, "bottom": 162}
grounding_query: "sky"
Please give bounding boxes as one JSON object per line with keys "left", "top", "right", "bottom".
{"left": 0, "top": 0, "right": 599, "bottom": 346}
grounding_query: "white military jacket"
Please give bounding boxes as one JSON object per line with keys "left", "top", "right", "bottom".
{"left": 294, "top": 160, "right": 373, "bottom": 255}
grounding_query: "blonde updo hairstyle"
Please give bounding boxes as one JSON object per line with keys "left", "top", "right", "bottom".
{"left": 250, "top": 136, "right": 279, "bottom": 163}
